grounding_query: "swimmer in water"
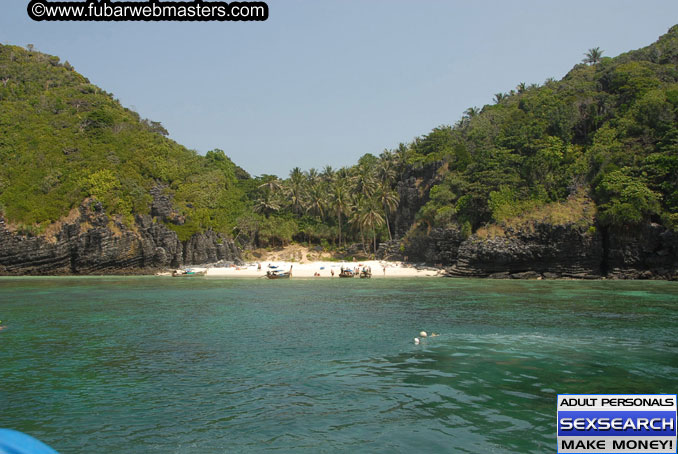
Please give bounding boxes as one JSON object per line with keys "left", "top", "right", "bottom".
{"left": 0, "top": 320, "right": 5, "bottom": 331}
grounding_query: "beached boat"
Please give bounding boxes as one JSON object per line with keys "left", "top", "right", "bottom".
{"left": 339, "top": 268, "right": 356, "bottom": 278}
{"left": 266, "top": 266, "right": 292, "bottom": 279}
{"left": 172, "top": 269, "right": 206, "bottom": 277}
{"left": 360, "top": 267, "right": 372, "bottom": 279}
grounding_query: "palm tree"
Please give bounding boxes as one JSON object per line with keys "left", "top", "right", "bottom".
{"left": 516, "top": 82, "right": 527, "bottom": 94}
{"left": 336, "top": 166, "right": 351, "bottom": 182}
{"left": 352, "top": 164, "right": 376, "bottom": 197}
{"left": 330, "top": 179, "right": 350, "bottom": 246}
{"left": 465, "top": 107, "right": 479, "bottom": 118}
{"left": 287, "top": 167, "right": 306, "bottom": 214}
{"left": 374, "top": 154, "right": 400, "bottom": 241}
{"left": 305, "top": 168, "right": 319, "bottom": 185}
{"left": 321, "top": 165, "right": 335, "bottom": 183}
{"left": 348, "top": 196, "right": 367, "bottom": 253}
{"left": 583, "top": 47, "right": 604, "bottom": 65}
{"left": 356, "top": 199, "right": 385, "bottom": 254}
{"left": 258, "top": 177, "right": 282, "bottom": 193}
{"left": 255, "top": 178, "right": 283, "bottom": 216}
{"left": 493, "top": 93, "right": 506, "bottom": 104}
{"left": 378, "top": 149, "right": 394, "bottom": 164}
{"left": 376, "top": 152, "right": 396, "bottom": 186}
{"left": 253, "top": 192, "right": 281, "bottom": 216}
{"left": 306, "top": 183, "right": 326, "bottom": 220}
{"left": 393, "top": 144, "right": 407, "bottom": 173}
{"left": 377, "top": 182, "right": 399, "bottom": 241}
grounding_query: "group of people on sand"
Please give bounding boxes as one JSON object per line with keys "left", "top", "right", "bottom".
{"left": 339, "top": 265, "right": 368, "bottom": 274}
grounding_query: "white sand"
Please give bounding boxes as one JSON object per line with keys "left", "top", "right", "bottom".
{"left": 176, "top": 260, "right": 442, "bottom": 278}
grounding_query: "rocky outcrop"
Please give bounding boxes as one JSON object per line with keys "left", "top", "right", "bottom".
{"left": 0, "top": 200, "right": 242, "bottom": 275}
{"left": 375, "top": 239, "right": 403, "bottom": 261}
{"left": 604, "top": 223, "right": 678, "bottom": 280}
{"left": 150, "top": 184, "right": 174, "bottom": 219}
{"left": 389, "top": 222, "right": 677, "bottom": 280}
{"left": 183, "top": 229, "right": 241, "bottom": 265}
{"left": 399, "top": 227, "right": 464, "bottom": 265}
{"left": 149, "top": 184, "right": 185, "bottom": 225}
{"left": 393, "top": 162, "right": 441, "bottom": 237}
{"left": 446, "top": 224, "right": 603, "bottom": 279}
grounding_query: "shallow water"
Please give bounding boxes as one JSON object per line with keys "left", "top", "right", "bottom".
{"left": 1, "top": 277, "right": 677, "bottom": 453}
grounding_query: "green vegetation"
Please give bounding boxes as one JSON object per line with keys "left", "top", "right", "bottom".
{"left": 0, "top": 44, "right": 250, "bottom": 238}
{"left": 1, "top": 25, "right": 677, "bottom": 254}
{"left": 400, "top": 25, "right": 678, "bottom": 238}
{"left": 476, "top": 190, "right": 596, "bottom": 239}
{"left": 236, "top": 154, "right": 400, "bottom": 253}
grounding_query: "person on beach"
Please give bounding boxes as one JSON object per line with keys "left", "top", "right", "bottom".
{"left": 331, "top": 269, "right": 335, "bottom": 277}
{"left": 383, "top": 265, "right": 386, "bottom": 276}
{"left": 257, "top": 263, "right": 261, "bottom": 271}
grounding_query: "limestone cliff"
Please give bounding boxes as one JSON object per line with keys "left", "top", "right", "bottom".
{"left": 0, "top": 200, "right": 241, "bottom": 275}
{"left": 385, "top": 223, "right": 677, "bottom": 280}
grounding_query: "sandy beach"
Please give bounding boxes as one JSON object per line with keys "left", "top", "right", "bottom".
{"left": 168, "top": 260, "right": 443, "bottom": 278}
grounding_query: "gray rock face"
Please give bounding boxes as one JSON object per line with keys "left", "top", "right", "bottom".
{"left": 393, "top": 163, "right": 440, "bottom": 237}
{"left": 150, "top": 184, "right": 174, "bottom": 219}
{"left": 0, "top": 200, "right": 242, "bottom": 275}
{"left": 400, "top": 227, "right": 464, "bottom": 265}
{"left": 375, "top": 239, "right": 403, "bottom": 261}
{"left": 386, "top": 222, "right": 677, "bottom": 280}
{"left": 447, "top": 224, "right": 604, "bottom": 278}
{"left": 604, "top": 223, "right": 678, "bottom": 280}
{"left": 344, "top": 243, "right": 367, "bottom": 256}
{"left": 183, "top": 229, "right": 242, "bottom": 265}
{"left": 149, "top": 184, "right": 185, "bottom": 225}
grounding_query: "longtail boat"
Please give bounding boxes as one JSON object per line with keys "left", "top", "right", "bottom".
{"left": 172, "top": 269, "right": 206, "bottom": 277}
{"left": 266, "top": 265, "right": 292, "bottom": 279}
{"left": 339, "top": 268, "right": 355, "bottom": 278}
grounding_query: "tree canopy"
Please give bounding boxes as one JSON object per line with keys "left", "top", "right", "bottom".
{"left": 2, "top": 25, "right": 678, "bottom": 254}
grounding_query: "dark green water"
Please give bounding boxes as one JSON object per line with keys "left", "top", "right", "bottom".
{"left": 1, "top": 277, "right": 677, "bottom": 453}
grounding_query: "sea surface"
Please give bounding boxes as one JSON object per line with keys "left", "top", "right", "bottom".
{"left": 1, "top": 277, "right": 677, "bottom": 453}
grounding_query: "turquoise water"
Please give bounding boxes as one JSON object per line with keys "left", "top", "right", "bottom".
{"left": 1, "top": 277, "right": 677, "bottom": 453}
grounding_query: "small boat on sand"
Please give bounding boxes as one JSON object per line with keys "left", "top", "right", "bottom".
{"left": 172, "top": 269, "right": 206, "bottom": 277}
{"left": 339, "top": 267, "right": 355, "bottom": 278}
{"left": 266, "top": 265, "right": 292, "bottom": 279}
{"left": 360, "top": 267, "right": 372, "bottom": 279}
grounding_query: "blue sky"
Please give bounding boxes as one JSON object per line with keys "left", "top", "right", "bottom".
{"left": 1, "top": 0, "right": 677, "bottom": 177}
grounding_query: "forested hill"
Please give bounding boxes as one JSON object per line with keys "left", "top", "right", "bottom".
{"left": 232, "top": 24, "right": 678, "bottom": 259}
{"left": 0, "top": 25, "right": 677, "bottom": 276}
{"left": 0, "top": 43, "right": 250, "bottom": 240}
{"left": 397, "top": 24, "right": 678, "bottom": 236}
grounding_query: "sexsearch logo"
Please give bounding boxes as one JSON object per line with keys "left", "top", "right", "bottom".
{"left": 557, "top": 394, "right": 677, "bottom": 453}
